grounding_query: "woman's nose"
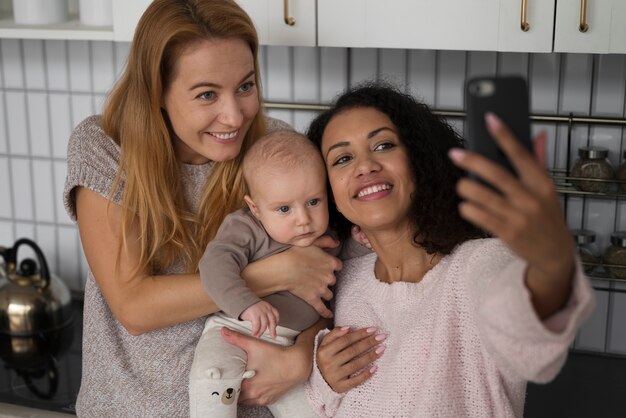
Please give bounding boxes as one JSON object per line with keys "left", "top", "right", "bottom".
{"left": 355, "top": 156, "right": 382, "bottom": 177}
{"left": 217, "top": 95, "right": 244, "bottom": 127}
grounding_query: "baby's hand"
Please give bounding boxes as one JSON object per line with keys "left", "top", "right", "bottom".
{"left": 351, "top": 225, "right": 372, "bottom": 250}
{"left": 240, "top": 301, "right": 280, "bottom": 338}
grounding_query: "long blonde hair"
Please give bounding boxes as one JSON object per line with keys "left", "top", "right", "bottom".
{"left": 102, "top": 0, "right": 265, "bottom": 274}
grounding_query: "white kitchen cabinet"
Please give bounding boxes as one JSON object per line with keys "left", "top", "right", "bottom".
{"left": 553, "top": 0, "right": 625, "bottom": 53}
{"left": 0, "top": 0, "right": 114, "bottom": 40}
{"left": 318, "top": 0, "right": 557, "bottom": 52}
{"left": 235, "top": 0, "right": 316, "bottom": 47}
{"left": 112, "top": 0, "right": 315, "bottom": 46}
{"left": 498, "top": 0, "right": 555, "bottom": 52}
{"left": 111, "top": 0, "right": 152, "bottom": 42}
{"left": 318, "top": 0, "right": 501, "bottom": 51}
{"left": 0, "top": 0, "right": 314, "bottom": 46}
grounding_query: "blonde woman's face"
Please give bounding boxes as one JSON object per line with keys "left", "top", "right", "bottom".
{"left": 162, "top": 38, "right": 259, "bottom": 164}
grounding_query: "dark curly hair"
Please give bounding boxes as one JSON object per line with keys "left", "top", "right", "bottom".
{"left": 307, "top": 82, "right": 487, "bottom": 255}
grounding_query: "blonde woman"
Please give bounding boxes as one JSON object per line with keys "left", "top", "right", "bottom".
{"left": 63, "top": 1, "right": 347, "bottom": 416}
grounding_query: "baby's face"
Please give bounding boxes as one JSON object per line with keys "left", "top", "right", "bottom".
{"left": 247, "top": 160, "right": 329, "bottom": 247}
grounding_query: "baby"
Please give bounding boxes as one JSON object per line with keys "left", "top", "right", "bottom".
{"left": 188, "top": 130, "right": 369, "bottom": 418}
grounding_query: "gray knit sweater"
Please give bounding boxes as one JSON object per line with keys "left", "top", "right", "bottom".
{"left": 64, "top": 115, "right": 288, "bottom": 418}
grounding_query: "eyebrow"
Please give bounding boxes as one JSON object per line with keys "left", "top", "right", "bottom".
{"left": 325, "top": 126, "right": 396, "bottom": 159}
{"left": 189, "top": 70, "right": 255, "bottom": 91}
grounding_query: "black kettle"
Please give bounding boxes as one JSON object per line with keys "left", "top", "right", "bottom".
{"left": 0, "top": 238, "right": 74, "bottom": 370}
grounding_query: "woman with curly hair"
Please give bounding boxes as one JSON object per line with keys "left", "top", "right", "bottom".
{"left": 303, "top": 83, "right": 595, "bottom": 417}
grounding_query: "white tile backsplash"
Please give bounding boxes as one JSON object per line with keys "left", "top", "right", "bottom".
{"left": 576, "top": 289, "right": 609, "bottom": 351}
{"left": 466, "top": 51, "right": 497, "bottom": 81}
{"left": 350, "top": 48, "right": 378, "bottom": 87}
{"left": 49, "top": 93, "right": 72, "bottom": 159}
{"left": 91, "top": 42, "right": 116, "bottom": 94}
{"left": 0, "top": 220, "right": 14, "bottom": 243}
{"left": 265, "top": 46, "right": 292, "bottom": 101}
{"left": 498, "top": 52, "right": 529, "bottom": 78}
{"left": 32, "top": 159, "right": 55, "bottom": 223}
{"left": 593, "top": 55, "right": 626, "bottom": 117}
{"left": 26, "top": 92, "right": 51, "bottom": 157}
{"left": 608, "top": 293, "right": 626, "bottom": 354}
{"left": 57, "top": 226, "right": 81, "bottom": 289}
{"left": 23, "top": 40, "right": 46, "bottom": 90}
{"left": 529, "top": 53, "right": 560, "bottom": 114}
{"left": 53, "top": 160, "right": 70, "bottom": 225}
{"left": 320, "top": 47, "right": 347, "bottom": 102}
{"left": 1, "top": 39, "right": 24, "bottom": 89}
{"left": 0, "top": 156, "right": 11, "bottom": 218}
{"left": 10, "top": 158, "right": 33, "bottom": 221}
{"left": 45, "top": 40, "right": 69, "bottom": 90}
{"left": 1, "top": 39, "right": 625, "bottom": 356}
{"left": 68, "top": 41, "right": 91, "bottom": 92}
{"left": 70, "top": 94, "right": 94, "bottom": 127}
{"left": 560, "top": 54, "right": 594, "bottom": 115}
{"left": 379, "top": 49, "right": 407, "bottom": 87}
{"left": 408, "top": 50, "right": 437, "bottom": 106}
{"left": 435, "top": 50, "right": 465, "bottom": 109}
{"left": 6, "top": 91, "right": 28, "bottom": 155}
{"left": 36, "top": 223, "right": 58, "bottom": 274}
{"left": 0, "top": 92, "right": 6, "bottom": 154}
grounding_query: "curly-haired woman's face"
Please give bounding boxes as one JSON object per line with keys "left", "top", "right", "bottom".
{"left": 321, "top": 107, "right": 415, "bottom": 233}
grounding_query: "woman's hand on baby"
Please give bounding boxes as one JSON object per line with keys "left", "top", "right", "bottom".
{"left": 316, "top": 326, "right": 385, "bottom": 393}
{"left": 351, "top": 225, "right": 373, "bottom": 250}
{"left": 240, "top": 301, "right": 279, "bottom": 338}
{"left": 282, "top": 238, "right": 343, "bottom": 319}
{"left": 449, "top": 112, "right": 575, "bottom": 317}
{"left": 221, "top": 327, "right": 310, "bottom": 405}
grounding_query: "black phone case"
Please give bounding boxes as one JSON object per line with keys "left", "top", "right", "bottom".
{"left": 464, "top": 76, "right": 532, "bottom": 178}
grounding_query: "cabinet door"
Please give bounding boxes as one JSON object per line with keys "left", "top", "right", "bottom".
{"left": 236, "top": 0, "right": 316, "bottom": 46}
{"left": 112, "top": 0, "right": 315, "bottom": 46}
{"left": 609, "top": 1, "right": 626, "bottom": 53}
{"left": 554, "top": 0, "right": 612, "bottom": 53}
{"left": 498, "top": 0, "right": 555, "bottom": 52}
{"left": 112, "top": 0, "right": 153, "bottom": 42}
{"left": 318, "top": 0, "right": 501, "bottom": 51}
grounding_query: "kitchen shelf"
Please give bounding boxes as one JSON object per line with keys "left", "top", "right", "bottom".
{"left": 0, "top": 11, "right": 113, "bottom": 41}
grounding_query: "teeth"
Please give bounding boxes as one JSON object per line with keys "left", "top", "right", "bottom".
{"left": 211, "top": 130, "right": 238, "bottom": 140}
{"left": 357, "top": 183, "right": 391, "bottom": 198}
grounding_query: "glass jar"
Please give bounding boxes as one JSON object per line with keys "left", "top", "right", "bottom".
{"left": 570, "top": 146, "right": 614, "bottom": 193}
{"left": 616, "top": 150, "right": 626, "bottom": 192}
{"left": 604, "top": 232, "right": 626, "bottom": 280}
{"left": 572, "top": 229, "right": 599, "bottom": 275}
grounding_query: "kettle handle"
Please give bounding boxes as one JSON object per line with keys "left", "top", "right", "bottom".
{"left": 11, "top": 238, "right": 51, "bottom": 289}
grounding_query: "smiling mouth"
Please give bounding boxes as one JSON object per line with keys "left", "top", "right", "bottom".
{"left": 356, "top": 183, "right": 392, "bottom": 198}
{"left": 209, "top": 130, "right": 239, "bottom": 140}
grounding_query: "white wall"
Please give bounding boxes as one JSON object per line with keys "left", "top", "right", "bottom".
{"left": 1, "top": 39, "right": 625, "bottom": 355}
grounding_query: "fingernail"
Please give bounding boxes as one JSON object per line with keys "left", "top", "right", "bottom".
{"left": 340, "top": 326, "right": 351, "bottom": 331}
{"left": 485, "top": 112, "right": 502, "bottom": 129}
{"left": 375, "top": 334, "right": 387, "bottom": 342}
{"left": 366, "top": 327, "right": 377, "bottom": 334}
{"left": 369, "top": 365, "right": 378, "bottom": 374}
{"left": 375, "top": 346, "right": 386, "bottom": 355}
{"left": 448, "top": 148, "right": 465, "bottom": 162}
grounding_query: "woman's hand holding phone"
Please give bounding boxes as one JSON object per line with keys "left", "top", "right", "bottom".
{"left": 450, "top": 113, "right": 576, "bottom": 319}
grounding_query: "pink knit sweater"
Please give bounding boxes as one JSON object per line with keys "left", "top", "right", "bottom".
{"left": 305, "top": 238, "right": 595, "bottom": 418}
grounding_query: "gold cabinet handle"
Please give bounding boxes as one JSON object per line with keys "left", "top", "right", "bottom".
{"left": 520, "top": 0, "right": 530, "bottom": 32}
{"left": 284, "top": 0, "right": 295, "bottom": 26}
{"left": 579, "top": 0, "right": 589, "bottom": 32}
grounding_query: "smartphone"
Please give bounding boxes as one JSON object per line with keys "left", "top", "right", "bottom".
{"left": 464, "top": 76, "right": 532, "bottom": 184}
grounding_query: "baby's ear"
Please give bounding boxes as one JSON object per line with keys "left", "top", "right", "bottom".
{"left": 244, "top": 195, "right": 260, "bottom": 219}
{"left": 205, "top": 367, "right": 222, "bottom": 379}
